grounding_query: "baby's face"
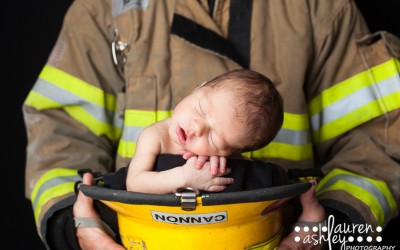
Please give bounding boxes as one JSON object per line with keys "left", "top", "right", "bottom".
{"left": 169, "top": 86, "right": 247, "bottom": 156}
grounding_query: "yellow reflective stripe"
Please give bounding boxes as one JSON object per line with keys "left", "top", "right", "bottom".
{"left": 317, "top": 168, "right": 397, "bottom": 226}
{"left": 250, "top": 141, "right": 312, "bottom": 161}
{"left": 124, "top": 110, "right": 172, "bottom": 127}
{"left": 26, "top": 91, "right": 121, "bottom": 140}
{"left": 118, "top": 140, "right": 137, "bottom": 159}
{"left": 313, "top": 91, "right": 400, "bottom": 143}
{"left": 248, "top": 112, "right": 312, "bottom": 160}
{"left": 25, "top": 89, "right": 63, "bottom": 109}
{"left": 281, "top": 112, "right": 309, "bottom": 130}
{"left": 309, "top": 59, "right": 399, "bottom": 116}
{"left": 118, "top": 110, "right": 173, "bottom": 158}
{"left": 31, "top": 168, "right": 78, "bottom": 223}
{"left": 319, "top": 180, "right": 385, "bottom": 225}
{"left": 24, "top": 65, "right": 122, "bottom": 141}
{"left": 34, "top": 182, "right": 76, "bottom": 222}
{"left": 310, "top": 58, "right": 400, "bottom": 144}
{"left": 31, "top": 168, "right": 77, "bottom": 203}
{"left": 40, "top": 65, "right": 117, "bottom": 108}
{"left": 64, "top": 105, "right": 121, "bottom": 140}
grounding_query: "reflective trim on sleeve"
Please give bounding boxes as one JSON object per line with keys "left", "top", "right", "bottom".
{"left": 117, "top": 110, "right": 173, "bottom": 158}
{"left": 31, "top": 168, "right": 81, "bottom": 223}
{"left": 310, "top": 58, "right": 400, "bottom": 144}
{"left": 24, "top": 65, "right": 122, "bottom": 141}
{"left": 316, "top": 168, "right": 397, "bottom": 227}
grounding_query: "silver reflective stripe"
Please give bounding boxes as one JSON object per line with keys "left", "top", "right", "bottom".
{"left": 33, "top": 79, "right": 123, "bottom": 129}
{"left": 112, "top": 0, "right": 149, "bottom": 16}
{"left": 121, "top": 125, "right": 144, "bottom": 143}
{"left": 311, "top": 75, "right": 400, "bottom": 131}
{"left": 273, "top": 128, "right": 311, "bottom": 145}
{"left": 318, "top": 174, "right": 391, "bottom": 226}
{"left": 32, "top": 175, "right": 81, "bottom": 209}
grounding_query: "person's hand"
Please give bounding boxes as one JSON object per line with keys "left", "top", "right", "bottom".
{"left": 73, "top": 173, "right": 125, "bottom": 250}
{"left": 278, "top": 180, "right": 326, "bottom": 250}
{"left": 178, "top": 149, "right": 227, "bottom": 175}
{"left": 181, "top": 156, "right": 234, "bottom": 192}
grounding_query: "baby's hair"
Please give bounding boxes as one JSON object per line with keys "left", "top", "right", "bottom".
{"left": 202, "top": 69, "right": 284, "bottom": 153}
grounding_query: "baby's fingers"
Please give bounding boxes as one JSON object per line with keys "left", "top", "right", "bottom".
{"left": 209, "top": 156, "right": 226, "bottom": 175}
{"left": 218, "top": 157, "right": 227, "bottom": 174}
{"left": 196, "top": 155, "right": 209, "bottom": 169}
{"left": 215, "top": 167, "right": 232, "bottom": 176}
{"left": 206, "top": 177, "right": 234, "bottom": 192}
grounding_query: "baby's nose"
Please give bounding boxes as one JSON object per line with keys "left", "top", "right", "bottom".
{"left": 192, "top": 119, "right": 207, "bottom": 137}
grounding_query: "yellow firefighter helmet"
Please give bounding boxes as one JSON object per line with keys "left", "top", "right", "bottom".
{"left": 80, "top": 181, "right": 311, "bottom": 250}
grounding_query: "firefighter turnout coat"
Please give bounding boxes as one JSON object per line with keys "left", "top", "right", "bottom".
{"left": 23, "top": 0, "right": 400, "bottom": 248}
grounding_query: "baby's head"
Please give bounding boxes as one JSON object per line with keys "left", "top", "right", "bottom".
{"left": 199, "top": 69, "right": 284, "bottom": 154}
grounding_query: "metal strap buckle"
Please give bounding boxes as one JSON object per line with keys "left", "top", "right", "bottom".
{"left": 174, "top": 187, "right": 200, "bottom": 211}
{"left": 111, "top": 28, "right": 128, "bottom": 74}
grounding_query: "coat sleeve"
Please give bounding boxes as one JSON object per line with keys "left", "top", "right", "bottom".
{"left": 307, "top": 0, "right": 400, "bottom": 237}
{"left": 22, "top": 0, "right": 123, "bottom": 247}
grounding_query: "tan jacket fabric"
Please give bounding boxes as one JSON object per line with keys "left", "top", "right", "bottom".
{"left": 23, "top": 0, "right": 400, "bottom": 244}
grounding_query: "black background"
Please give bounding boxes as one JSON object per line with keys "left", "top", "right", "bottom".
{"left": 5, "top": 0, "right": 400, "bottom": 249}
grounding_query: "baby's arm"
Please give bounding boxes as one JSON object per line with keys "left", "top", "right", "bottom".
{"left": 126, "top": 128, "right": 233, "bottom": 193}
{"left": 125, "top": 126, "right": 164, "bottom": 192}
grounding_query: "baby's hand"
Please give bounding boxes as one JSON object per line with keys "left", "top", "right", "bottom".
{"left": 182, "top": 157, "right": 233, "bottom": 192}
{"left": 178, "top": 150, "right": 227, "bottom": 175}
{"left": 178, "top": 149, "right": 227, "bottom": 175}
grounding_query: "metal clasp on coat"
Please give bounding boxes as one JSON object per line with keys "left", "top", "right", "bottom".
{"left": 111, "top": 28, "right": 128, "bottom": 74}
{"left": 174, "top": 187, "right": 200, "bottom": 211}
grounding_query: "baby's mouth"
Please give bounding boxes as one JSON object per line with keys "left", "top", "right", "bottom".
{"left": 176, "top": 126, "right": 187, "bottom": 145}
